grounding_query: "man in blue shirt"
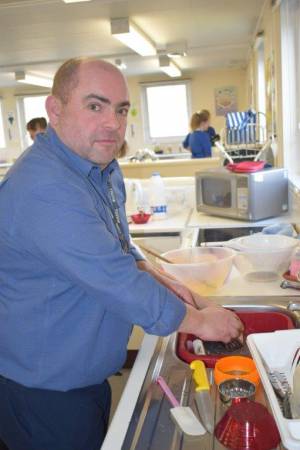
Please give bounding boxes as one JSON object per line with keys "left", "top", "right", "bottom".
{"left": 0, "top": 58, "right": 243, "bottom": 450}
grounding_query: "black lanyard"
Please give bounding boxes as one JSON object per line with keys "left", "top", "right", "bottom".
{"left": 87, "top": 169, "right": 130, "bottom": 254}
{"left": 106, "top": 174, "right": 130, "bottom": 254}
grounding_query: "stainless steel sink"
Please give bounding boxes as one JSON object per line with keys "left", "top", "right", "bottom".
{"left": 121, "top": 297, "right": 300, "bottom": 450}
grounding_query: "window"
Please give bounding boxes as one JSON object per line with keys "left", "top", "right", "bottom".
{"left": 255, "top": 39, "right": 267, "bottom": 141}
{"left": 141, "top": 81, "right": 191, "bottom": 143}
{"left": 17, "top": 94, "right": 48, "bottom": 148}
{"left": 0, "top": 100, "right": 6, "bottom": 149}
{"left": 281, "top": 0, "right": 300, "bottom": 182}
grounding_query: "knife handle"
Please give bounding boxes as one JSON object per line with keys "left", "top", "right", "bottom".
{"left": 190, "top": 360, "right": 210, "bottom": 391}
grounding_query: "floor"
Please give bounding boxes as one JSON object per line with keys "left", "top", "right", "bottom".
{"left": 108, "top": 369, "right": 131, "bottom": 422}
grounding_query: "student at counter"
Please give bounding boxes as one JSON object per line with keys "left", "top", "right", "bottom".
{"left": 26, "top": 116, "right": 47, "bottom": 141}
{"left": 183, "top": 110, "right": 212, "bottom": 158}
{"left": 201, "top": 109, "right": 220, "bottom": 144}
{"left": 0, "top": 57, "right": 243, "bottom": 450}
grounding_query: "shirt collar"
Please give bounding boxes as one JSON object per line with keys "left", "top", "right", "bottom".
{"left": 46, "top": 125, "right": 118, "bottom": 177}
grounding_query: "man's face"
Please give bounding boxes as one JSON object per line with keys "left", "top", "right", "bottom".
{"left": 50, "top": 62, "right": 130, "bottom": 167}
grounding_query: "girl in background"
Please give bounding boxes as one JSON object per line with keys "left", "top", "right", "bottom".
{"left": 183, "top": 111, "right": 212, "bottom": 158}
{"left": 201, "top": 109, "right": 219, "bottom": 144}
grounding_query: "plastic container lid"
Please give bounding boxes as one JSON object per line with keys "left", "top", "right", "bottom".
{"left": 226, "top": 161, "right": 266, "bottom": 173}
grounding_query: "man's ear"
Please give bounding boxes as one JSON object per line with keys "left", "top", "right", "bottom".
{"left": 45, "top": 95, "right": 62, "bottom": 127}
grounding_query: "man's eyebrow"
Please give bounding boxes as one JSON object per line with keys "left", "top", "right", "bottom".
{"left": 117, "top": 101, "right": 131, "bottom": 108}
{"left": 83, "top": 95, "right": 130, "bottom": 109}
{"left": 84, "top": 94, "right": 111, "bottom": 104}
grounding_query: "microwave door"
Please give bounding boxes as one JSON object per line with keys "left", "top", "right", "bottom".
{"left": 201, "top": 177, "right": 233, "bottom": 209}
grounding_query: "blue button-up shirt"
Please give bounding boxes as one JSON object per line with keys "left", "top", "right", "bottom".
{"left": 0, "top": 127, "right": 185, "bottom": 391}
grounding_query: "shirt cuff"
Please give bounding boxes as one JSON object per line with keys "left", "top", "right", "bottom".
{"left": 129, "top": 241, "right": 146, "bottom": 261}
{"left": 143, "top": 293, "right": 186, "bottom": 336}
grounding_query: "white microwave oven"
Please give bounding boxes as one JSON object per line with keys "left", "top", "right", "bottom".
{"left": 196, "top": 168, "right": 289, "bottom": 221}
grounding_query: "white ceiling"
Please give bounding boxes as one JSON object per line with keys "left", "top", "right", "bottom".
{"left": 0, "top": 0, "right": 265, "bottom": 88}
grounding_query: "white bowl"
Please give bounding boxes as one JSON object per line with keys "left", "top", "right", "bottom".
{"left": 232, "top": 235, "right": 299, "bottom": 282}
{"left": 160, "top": 247, "right": 235, "bottom": 295}
{"left": 232, "top": 234, "right": 298, "bottom": 253}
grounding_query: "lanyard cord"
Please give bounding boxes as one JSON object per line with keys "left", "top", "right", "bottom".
{"left": 86, "top": 170, "right": 130, "bottom": 254}
{"left": 106, "top": 174, "right": 130, "bottom": 254}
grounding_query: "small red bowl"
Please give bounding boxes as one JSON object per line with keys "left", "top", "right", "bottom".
{"left": 131, "top": 213, "right": 151, "bottom": 224}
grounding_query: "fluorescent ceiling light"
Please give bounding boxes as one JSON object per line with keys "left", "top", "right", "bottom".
{"left": 15, "top": 71, "right": 53, "bottom": 88}
{"left": 63, "top": 0, "right": 92, "bottom": 3}
{"left": 159, "top": 55, "right": 182, "bottom": 77}
{"left": 111, "top": 18, "right": 156, "bottom": 56}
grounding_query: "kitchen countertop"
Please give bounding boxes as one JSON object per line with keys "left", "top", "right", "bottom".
{"left": 216, "top": 267, "right": 299, "bottom": 297}
{"left": 104, "top": 290, "right": 300, "bottom": 449}
{"left": 103, "top": 290, "right": 300, "bottom": 450}
{"left": 129, "top": 208, "right": 192, "bottom": 234}
{"left": 103, "top": 207, "right": 300, "bottom": 450}
{"left": 120, "top": 157, "right": 221, "bottom": 178}
{"left": 120, "top": 157, "right": 220, "bottom": 168}
{"left": 129, "top": 207, "right": 300, "bottom": 235}
{"left": 107, "top": 297, "right": 299, "bottom": 450}
{"left": 188, "top": 207, "right": 300, "bottom": 229}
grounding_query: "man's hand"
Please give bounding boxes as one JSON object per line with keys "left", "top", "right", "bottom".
{"left": 136, "top": 258, "right": 244, "bottom": 343}
{"left": 136, "top": 259, "right": 219, "bottom": 309}
{"left": 179, "top": 304, "right": 244, "bottom": 343}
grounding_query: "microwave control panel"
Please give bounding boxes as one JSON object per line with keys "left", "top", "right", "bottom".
{"left": 237, "top": 177, "right": 249, "bottom": 212}
{"left": 237, "top": 187, "right": 248, "bottom": 210}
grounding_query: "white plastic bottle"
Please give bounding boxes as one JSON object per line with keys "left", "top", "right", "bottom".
{"left": 149, "top": 172, "right": 167, "bottom": 220}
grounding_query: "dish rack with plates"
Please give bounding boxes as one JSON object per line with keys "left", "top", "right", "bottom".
{"left": 248, "top": 330, "right": 300, "bottom": 450}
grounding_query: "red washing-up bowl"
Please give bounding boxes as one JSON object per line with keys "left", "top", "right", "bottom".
{"left": 177, "top": 310, "right": 295, "bottom": 368}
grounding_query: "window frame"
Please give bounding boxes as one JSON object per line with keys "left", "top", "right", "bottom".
{"left": 16, "top": 92, "right": 49, "bottom": 149}
{"left": 0, "top": 98, "right": 6, "bottom": 149}
{"left": 140, "top": 80, "right": 192, "bottom": 145}
{"left": 280, "top": 0, "right": 300, "bottom": 183}
{"left": 255, "top": 39, "right": 267, "bottom": 142}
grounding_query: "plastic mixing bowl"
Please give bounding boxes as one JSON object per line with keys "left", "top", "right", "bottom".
{"left": 233, "top": 234, "right": 298, "bottom": 252}
{"left": 160, "top": 247, "right": 235, "bottom": 295}
{"left": 231, "top": 234, "right": 298, "bottom": 282}
{"left": 215, "top": 399, "right": 281, "bottom": 450}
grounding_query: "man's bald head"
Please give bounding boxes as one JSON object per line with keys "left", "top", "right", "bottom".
{"left": 46, "top": 56, "right": 129, "bottom": 167}
{"left": 52, "top": 57, "right": 123, "bottom": 104}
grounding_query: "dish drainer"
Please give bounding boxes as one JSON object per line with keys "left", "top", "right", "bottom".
{"left": 247, "top": 330, "right": 300, "bottom": 450}
{"left": 215, "top": 110, "right": 272, "bottom": 164}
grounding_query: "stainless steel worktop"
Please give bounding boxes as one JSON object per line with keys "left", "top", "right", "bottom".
{"left": 121, "top": 297, "right": 300, "bottom": 450}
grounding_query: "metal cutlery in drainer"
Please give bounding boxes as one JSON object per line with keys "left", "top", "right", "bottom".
{"left": 267, "top": 370, "right": 293, "bottom": 419}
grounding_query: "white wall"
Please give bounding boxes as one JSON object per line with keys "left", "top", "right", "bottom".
{"left": 245, "top": 2, "right": 283, "bottom": 166}
{"left": 0, "top": 66, "right": 247, "bottom": 160}
{"left": 126, "top": 67, "right": 247, "bottom": 153}
{"left": 0, "top": 85, "right": 50, "bottom": 161}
